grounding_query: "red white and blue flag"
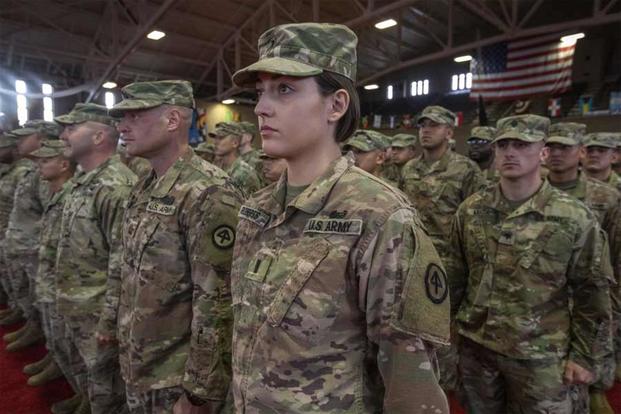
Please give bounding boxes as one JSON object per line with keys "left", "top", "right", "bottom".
{"left": 548, "top": 98, "right": 561, "bottom": 117}
{"left": 470, "top": 33, "right": 575, "bottom": 101}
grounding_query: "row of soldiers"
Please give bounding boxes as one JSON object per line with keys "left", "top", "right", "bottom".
{"left": 0, "top": 26, "right": 619, "bottom": 413}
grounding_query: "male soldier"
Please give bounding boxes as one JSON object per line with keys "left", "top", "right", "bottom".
{"left": 195, "top": 141, "right": 215, "bottom": 163}
{"left": 0, "top": 132, "right": 21, "bottom": 317}
{"left": 467, "top": 126, "right": 497, "bottom": 182}
{"left": 546, "top": 122, "right": 621, "bottom": 413}
{"left": 583, "top": 133, "right": 621, "bottom": 193}
{"left": 55, "top": 103, "right": 136, "bottom": 414}
{"left": 378, "top": 134, "right": 400, "bottom": 183}
{"left": 400, "top": 105, "right": 485, "bottom": 392}
{"left": 390, "top": 133, "right": 418, "bottom": 179}
{"left": 446, "top": 114, "right": 613, "bottom": 413}
{"left": 112, "top": 80, "right": 242, "bottom": 413}
{"left": 238, "top": 121, "right": 261, "bottom": 169}
{"left": 3, "top": 120, "right": 59, "bottom": 353}
{"left": 343, "top": 129, "right": 390, "bottom": 179}
{"left": 260, "top": 150, "right": 287, "bottom": 184}
{"left": 210, "top": 121, "right": 261, "bottom": 197}
{"left": 23, "top": 140, "right": 77, "bottom": 396}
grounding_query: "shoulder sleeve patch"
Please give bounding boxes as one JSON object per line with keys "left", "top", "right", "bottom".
{"left": 391, "top": 225, "right": 451, "bottom": 345}
{"left": 212, "top": 225, "right": 236, "bottom": 249}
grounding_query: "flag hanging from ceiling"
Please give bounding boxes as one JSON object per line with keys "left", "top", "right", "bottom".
{"left": 470, "top": 33, "right": 576, "bottom": 101}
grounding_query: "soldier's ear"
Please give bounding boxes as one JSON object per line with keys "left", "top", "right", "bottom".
{"left": 166, "top": 108, "right": 183, "bottom": 132}
{"left": 326, "top": 89, "right": 349, "bottom": 124}
{"left": 539, "top": 144, "right": 550, "bottom": 162}
{"left": 92, "top": 130, "right": 105, "bottom": 146}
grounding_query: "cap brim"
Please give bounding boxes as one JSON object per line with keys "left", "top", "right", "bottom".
{"left": 28, "top": 149, "right": 59, "bottom": 158}
{"left": 11, "top": 128, "right": 37, "bottom": 136}
{"left": 232, "top": 57, "right": 323, "bottom": 87}
{"left": 108, "top": 99, "right": 162, "bottom": 117}
{"left": 54, "top": 114, "right": 79, "bottom": 125}
{"left": 584, "top": 143, "right": 616, "bottom": 149}
{"left": 417, "top": 115, "right": 451, "bottom": 126}
{"left": 546, "top": 136, "right": 580, "bottom": 146}
{"left": 493, "top": 131, "right": 543, "bottom": 143}
{"left": 344, "top": 141, "right": 373, "bottom": 152}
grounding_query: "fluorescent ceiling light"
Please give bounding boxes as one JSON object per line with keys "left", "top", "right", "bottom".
{"left": 375, "top": 19, "right": 397, "bottom": 30}
{"left": 364, "top": 84, "right": 379, "bottom": 90}
{"left": 222, "top": 99, "right": 235, "bottom": 105}
{"left": 560, "top": 33, "right": 585, "bottom": 45}
{"left": 454, "top": 55, "right": 472, "bottom": 63}
{"left": 102, "top": 81, "right": 117, "bottom": 89}
{"left": 147, "top": 30, "right": 166, "bottom": 40}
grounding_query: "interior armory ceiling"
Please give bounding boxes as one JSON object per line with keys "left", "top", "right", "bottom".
{"left": 0, "top": 0, "right": 619, "bottom": 102}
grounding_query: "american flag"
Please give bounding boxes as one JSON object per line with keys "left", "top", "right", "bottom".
{"left": 470, "top": 33, "right": 575, "bottom": 100}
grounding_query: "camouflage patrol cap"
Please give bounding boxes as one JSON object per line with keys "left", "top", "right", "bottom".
{"left": 194, "top": 142, "right": 215, "bottom": 154}
{"left": 239, "top": 121, "right": 257, "bottom": 135}
{"left": 417, "top": 106, "right": 456, "bottom": 126}
{"left": 611, "top": 132, "right": 621, "bottom": 149}
{"left": 55, "top": 103, "right": 118, "bottom": 127}
{"left": 11, "top": 120, "right": 62, "bottom": 138}
{"left": 109, "top": 80, "right": 195, "bottom": 116}
{"left": 494, "top": 114, "right": 550, "bottom": 143}
{"left": 469, "top": 126, "right": 497, "bottom": 142}
{"left": 208, "top": 122, "right": 244, "bottom": 138}
{"left": 0, "top": 133, "right": 18, "bottom": 149}
{"left": 28, "top": 139, "right": 66, "bottom": 158}
{"left": 546, "top": 122, "right": 587, "bottom": 146}
{"left": 583, "top": 132, "right": 618, "bottom": 149}
{"left": 232, "top": 23, "right": 358, "bottom": 87}
{"left": 343, "top": 130, "right": 389, "bottom": 152}
{"left": 391, "top": 133, "right": 417, "bottom": 148}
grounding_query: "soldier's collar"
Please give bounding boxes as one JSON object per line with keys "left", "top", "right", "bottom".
{"left": 495, "top": 180, "right": 552, "bottom": 219}
{"left": 75, "top": 156, "right": 114, "bottom": 186}
{"left": 149, "top": 147, "right": 193, "bottom": 198}
{"left": 268, "top": 154, "right": 353, "bottom": 215}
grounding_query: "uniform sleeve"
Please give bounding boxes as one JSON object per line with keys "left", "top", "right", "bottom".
{"left": 602, "top": 201, "right": 621, "bottom": 317}
{"left": 462, "top": 163, "right": 486, "bottom": 199}
{"left": 182, "top": 185, "right": 242, "bottom": 403}
{"left": 445, "top": 209, "right": 469, "bottom": 318}
{"left": 95, "top": 184, "right": 132, "bottom": 338}
{"left": 358, "top": 208, "right": 450, "bottom": 413}
{"left": 567, "top": 219, "right": 613, "bottom": 372}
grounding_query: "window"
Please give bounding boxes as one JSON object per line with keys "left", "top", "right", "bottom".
{"left": 42, "top": 83, "right": 54, "bottom": 122}
{"left": 387, "top": 85, "right": 393, "bottom": 100}
{"left": 105, "top": 92, "right": 115, "bottom": 109}
{"left": 410, "top": 79, "right": 429, "bottom": 96}
{"left": 15, "top": 80, "right": 28, "bottom": 125}
{"left": 451, "top": 73, "right": 472, "bottom": 91}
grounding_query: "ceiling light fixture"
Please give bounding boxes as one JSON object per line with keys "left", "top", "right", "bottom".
{"left": 222, "top": 99, "right": 235, "bottom": 105}
{"left": 147, "top": 30, "right": 166, "bottom": 40}
{"left": 102, "top": 81, "right": 117, "bottom": 89}
{"left": 560, "top": 33, "right": 585, "bottom": 45}
{"left": 375, "top": 19, "right": 397, "bottom": 30}
{"left": 454, "top": 55, "right": 472, "bottom": 63}
{"left": 364, "top": 84, "right": 379, "bottom": 90}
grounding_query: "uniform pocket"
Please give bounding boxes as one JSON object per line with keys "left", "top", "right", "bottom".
{"left": 265, "top": 238, "right": 337, "bottom": 344}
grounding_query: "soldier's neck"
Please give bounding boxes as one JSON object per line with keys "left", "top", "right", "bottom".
{"left": 286, "top": 142, "right": 341, "bottom": 187}
{"left": 78, "top": 149, "right": 114, "bottom": 173}
{"left": 547, "top": 166, "right": 579, "bottom": 184}
{"left": 422, "top": 144, "right": 448, "bottom": 163}
{"left": 149, "top": 142, "right": 188, "bottom": 177}
{"left": 499, "top": 169, "right": 543, "bottom": 202}
{"left": 220, "top": 152, "right": 238, "bottom": 169}
{"left": 239, "top": 144, "right": 253, "bottom": 155}
{"left": 477, "top": 155, "right": 494, "bottom": 171}
{"left": 48, "top": 173, "right": 73, "bottom": 193}
{"left": 585, "top": 166, "right": 612, "bottom": 182}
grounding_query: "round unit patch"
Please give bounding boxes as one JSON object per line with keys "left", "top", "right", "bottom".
{"left": 424, "top": 263, "right": 448, "bottom": 304}
{"left": 212, "top": 225, "right": 235, "bottom": 249}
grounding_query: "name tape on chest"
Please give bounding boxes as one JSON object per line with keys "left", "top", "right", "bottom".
{"left": 146, "top": 200, "right": 176, "bottom": 216}
{"left": 303, "top": 218, "right": 363, "bottom": 236}
{"left": 239, "top": 205, "right": 270, "bottom": 227}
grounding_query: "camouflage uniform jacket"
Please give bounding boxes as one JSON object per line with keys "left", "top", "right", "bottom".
{"left": 55, "top": 155, "right": 136, "bottom": 336}
{"left": 118, "top": 148, "right": 242, "bottom": 399}
{"left": 240, "top": 149, "right": 262, "bottom": 171}
{"left": 399, "top": 150, "right": 485, "bottom": 258}
{"left": 379, "top": 162, "right": 400, "bottom": 184}
{"left": 605, "top": 171, "right": 621, "bottom": 193}
{"left": 0, "top": 159, "right": 33, "bottom": 244}
{"left": 232, "top": 154, "right": 450, "bottom": 413}
{"left": 126, "top": 156, "right": 152, "bottom": 178}
{"left": 226, "top": 157, "right": 261, "bottom": 198}
{"left": 35, "top": 182, "right": 73, "bottom": 304}
{"left": 446, "top": 180, "right": 612, "bottom": 371}
{"left": 5, "top": 163, "right": 50, "bottom": 258}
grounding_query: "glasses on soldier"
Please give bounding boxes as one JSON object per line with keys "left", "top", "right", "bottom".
{"left": 467, "top": 139, "right": 489, "bottom": 145}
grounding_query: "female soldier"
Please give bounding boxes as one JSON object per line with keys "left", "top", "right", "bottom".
{"left": 229, "top": 22, "right": 450, "bottom": 413}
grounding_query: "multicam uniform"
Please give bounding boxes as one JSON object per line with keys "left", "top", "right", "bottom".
{"left": 117, "top": 148, "right": 242, "bottom": 412}
{"left": 55, "top": 154, "right": 136, "bottom": 413}
{"left": 226, "top": 157, "right": 261, "bottom": 198}
{"left": 231, "top": 155, "right": 450, "bottom": 413}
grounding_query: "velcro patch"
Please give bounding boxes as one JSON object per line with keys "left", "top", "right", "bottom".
{"left": 212, "top": 225, "right": 235, "bottom": 249}
{"left": 303, "top": 218, "right": 363, "bottom": 235}
{"left": 239, "top": 206, "right": 270, "bottom": 227}
{"left": 146, "top": 200, "right": 176, "bottom": 216}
